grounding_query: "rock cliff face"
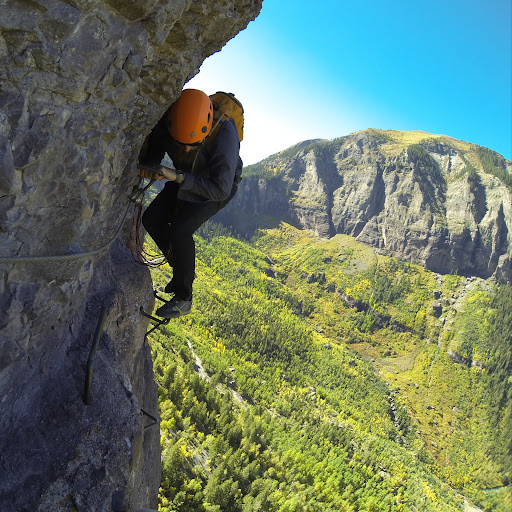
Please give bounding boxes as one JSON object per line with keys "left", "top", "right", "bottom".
{"left": 0, "top": 1, "right": 262, "bottom": 510}
{"left": 218, "top": 130, "right": 512, "bottom": 283}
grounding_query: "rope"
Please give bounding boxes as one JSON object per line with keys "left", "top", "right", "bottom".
{"left": 129, "top": 202, "right": 168, "bottom": 268}
{"left": 125, "top": 174, "right": 169, "bottom": 268}
{"left": 0, "top": 202, "right": 131, "bottom": 265}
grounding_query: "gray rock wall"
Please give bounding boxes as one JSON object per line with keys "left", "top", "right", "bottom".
{"left": 0, "top": 0, "right": 262, "bottom": 510}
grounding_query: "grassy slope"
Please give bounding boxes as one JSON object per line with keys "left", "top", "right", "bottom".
{"left": 146, "top": 222, "right": 510, "bottom": 511}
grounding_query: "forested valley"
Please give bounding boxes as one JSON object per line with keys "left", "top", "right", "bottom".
{"left": 145, "top": 221, "right": 511, "bottom": 512}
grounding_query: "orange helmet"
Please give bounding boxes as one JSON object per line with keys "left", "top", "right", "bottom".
{"left": 167, "top": 89, "right": 213, "bottom": 145}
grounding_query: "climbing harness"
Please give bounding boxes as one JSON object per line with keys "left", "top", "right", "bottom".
{"left": 140, "top": 289, "right": 172, "bottom": 334}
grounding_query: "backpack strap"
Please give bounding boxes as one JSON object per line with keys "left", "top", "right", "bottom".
{"left": 210, "top": 111, "right": 226, "bottom": 137}
{"left": 205, "top": 110, "right": 226, "bottom": 151}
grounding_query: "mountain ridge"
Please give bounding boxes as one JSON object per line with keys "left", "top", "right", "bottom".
{"left": 246, "top": 129, "right": 499, "bottom": 168}
{"left": 217, "top": 129, "right": 512, "bottom": 283}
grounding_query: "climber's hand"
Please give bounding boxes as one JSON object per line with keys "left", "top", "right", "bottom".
{"left": 160, "top": 166, "right": 179, "bottom": 181}
{"left": 137, "top": 165, "right": 165, "bottom": 181}
{"left": 159, "top": 166, "right": 185, "bottom": 184}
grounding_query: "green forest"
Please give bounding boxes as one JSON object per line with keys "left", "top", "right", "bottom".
{"left": 144, "top": 221, "right": 511, "bottom": 512}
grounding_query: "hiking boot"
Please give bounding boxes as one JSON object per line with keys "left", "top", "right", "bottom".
{"left": 155, "top": 297, "right": 192, "bottom": 318}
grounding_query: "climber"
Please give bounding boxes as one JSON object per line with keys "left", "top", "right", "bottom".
{"left": 138, "top": 88, "right": 243, "bottom": 318}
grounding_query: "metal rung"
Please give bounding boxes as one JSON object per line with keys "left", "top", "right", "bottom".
{"left": 140, "top": 306, "right": 170, "bottom": 335}
{"left": 141, "top": 408, "right": 159, "bottom": 430}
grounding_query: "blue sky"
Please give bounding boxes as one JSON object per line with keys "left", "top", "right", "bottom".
{"left": 188, "top": 0, "right": 512, "bottom": 165}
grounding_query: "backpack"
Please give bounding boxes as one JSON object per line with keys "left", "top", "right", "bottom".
{"left": 209, "top": 91, "right": 244, "bottom": 143}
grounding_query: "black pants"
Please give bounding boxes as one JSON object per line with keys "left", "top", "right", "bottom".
{"left": 142, "top": 181, "right": 237, "bottom": 300}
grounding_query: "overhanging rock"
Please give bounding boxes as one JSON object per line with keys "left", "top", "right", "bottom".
{"left": 0, "top": 1, "right": 262, "bottom": 510}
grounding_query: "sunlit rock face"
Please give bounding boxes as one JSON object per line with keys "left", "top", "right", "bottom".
{"left": 0, "top": 0, "right": 262, "bottom": 510}
{"left": 219, "top": 130, "right": 512, "bottom": 283}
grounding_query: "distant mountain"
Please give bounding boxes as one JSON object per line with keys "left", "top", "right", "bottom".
{"left": 216, "top": 129, "right": 512, "bottom": 283}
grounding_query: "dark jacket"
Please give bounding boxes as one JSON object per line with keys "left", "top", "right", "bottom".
{"left": 140, "top": 108, "right": 243, "bottom": 203}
